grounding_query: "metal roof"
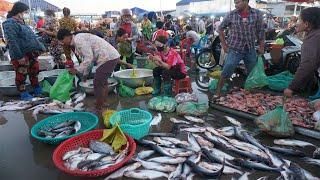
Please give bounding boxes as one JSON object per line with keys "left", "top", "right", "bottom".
{"left": 19, "top": 0, "right": 61, "bottom": 12}
{"left": 176, "top": 0, "right": 211, "bottom": 6}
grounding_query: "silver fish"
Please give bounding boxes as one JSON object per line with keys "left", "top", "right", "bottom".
{"left": 169, "top": 163, "right": 183, "bottom": 180}
{"left": 162, "top": 147, "right": 194, "bottom": 157}
{"left": 151, "top": 113, "right": 162, "bottom": 126}
{"left": 53, "top": 120, "right": 76, "bottom": 130}
{"left": 138, "top": 159, "right": 176, "bottom": 172}
{"left": 170, "top": 117, "right": 191, "bottom": 125}
{"left": 124, "top": 170, "right": 168, "bottom": 179}
{"left": 199, "top": 162, "right": 243, "bottom": 175}
{"left": 153, "top": 137, "right": 175, "bottom": 147}
{"left": 186, "top": 173, "right": 195, "bottom": 180}
{"left": 314, "top": 148, "right": 320, "bottom": 159}
{"left": 181, "top": 127, "right": 206, "bottom": 133}
{"left": 74, "top": 93, "right": 86, "bottom": 104}
{"left": 148, "top": 156, "right": 187, "bottom": 165}
{"left": 184, "top": 116, "right": 205, "bottom": 123}
{"left": 74, "top": 103, "right": 84, "bottom": 111}
{"left": 55, "top": 129, "right": 75, "bottom": 138}
{"left": 104, "top": 162, "right": 142, "bottom": 180}
{"left": 74, "top": 121, "right": 81, "bottom": 132}
{"left": 224, "top": 116, "right": 242, "bottom": 127}
{"left": 89, "top": 140, "right": 115, "bottom": 155}
{"left": 188, "top": 133, "right": 201, "bottom": 152}
{"left": 160, "top": 137, "right": 190, "bottom": 146}
{"left": 63, "top": 147, "right": 81, "bottom": 160}
{"left": 137, "top": 150, "right": 156, "bottom": 160}
{"left": 238, "top": 172, "right": 251, "bottom": 180}
{"left": 192, "top": 134, "right": 214, "bottom": 148}
{"left": 209, "top": 148, "right": 235, "bottom": 161}
{"left": 274, "top": 139, "right": 316, "bottom": 147}
{"left": 302, "top": 157, "right": 320, "bottom": 167}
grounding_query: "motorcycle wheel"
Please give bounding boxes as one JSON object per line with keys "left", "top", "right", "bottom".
{"left": 196, "top": 49, "right": 219, "bottom": 69}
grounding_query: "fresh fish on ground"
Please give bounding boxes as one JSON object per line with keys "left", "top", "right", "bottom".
{"left": 187, "top": 133, "right": 201, "bottom": 152}
{"left": 124, "top": 170, "right": 168, "bottom": 179}
{"left": 184, "top": 116, "right": 205, "bottom": 123}
{"left": 199, "top": 162, "right": 243, "bottom": 175}
{"left": 148, "top": 156, "right": 186, "bottom": 165}
{"left": 314, "top": 148, "right": 320, "bottom": 159}
{"left": 159, "top": 137, "right": 190, "bottom": 146}
{"left": 74, "top": 102, "right": 84, "bottom": 111}
{"left": 274, "top": 139, "right": 316, "bottom": 148}
{"left": 218, "top": 126, "right": 236, "bottom": 137}
{"left": 74, "top": 93, "right": 86, "bottom": 104}
{"left": 268, "top": 146, "right": 306, "bottom": 157}
{"left": 151, "top": 113, "right": 162, "bottom": 126}
{"left": 237, "top": 172, "right": 251, "bottom": 180}
{"left": 302, "top": 157, "right": 320, "bottom": 167}
{"left": 225, "top": 116, "right": 242, "bottom": 127}
{"left": 89, "top": 140, "right": 115, "bottom": 155}
{"left": 148, "top": 133, "right": 175, "bottom": 137}
{"left": 137, "top": 159, "right": 176, "bottom": 172}
{"left": 186, "top": 158, "right": 224, "bottom": 178}
{"left": 162, "top": 147, "right": 194, "bottom": 157}
{"left": 137, "top": 150, "right": 156, "bottom": 160}
{"left": 192, "top": 134, "right": 214, "bottom": 148}
{"left": 294, "top": 127, "right": 320, "bottom": 140}
{"left": 233, "top": 158, "right": 282, "bottom": 172}
{"left": 148, "top": 143, "right": 174, "bottom": 157}
{"left": 202, "top": 147, "right": 239, "bottom": 169}
{"left": 204, "top": 131, "right": 234, "bottom": 149}
{"left": 229, "top": 147, "right": 270, "bottom": 164}
{"left": 153, "top": 137, "right": 175, "bottom": 148}
{"left": 207, "top": 147, "right": 235, "bottom": 161}
{"left": 186, "top": 172, "right": 195, "bottom": 180}
{"left": 170, "top": 117, "right": 191, "bottom": 125}
{"left": 104, "top": 162, "right": 142, "bottom": 180}
{"left": 168, "top": 163, "right": 183, "bottom": 180}
{"left": 181, "top": 127, "right": 206, "bottom": 133}
{"left": 256, "top": 176, "right": 269, "bottom": 180}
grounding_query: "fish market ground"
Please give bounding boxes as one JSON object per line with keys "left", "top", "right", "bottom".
{"left": 0, "top": 75, "right": 319, "bottom": 180}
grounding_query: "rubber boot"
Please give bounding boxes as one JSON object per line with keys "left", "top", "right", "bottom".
{"left": 20, "top": 91, "right": 34, "bottom": 101}
{"left": 34, "top": 86, "right": 43, "bottom": 96}
{"left": 152, "top": 77, "right": 162, "bottom": 96}
{"left": 163, "top": 82, "right": 173, "bottom": 97}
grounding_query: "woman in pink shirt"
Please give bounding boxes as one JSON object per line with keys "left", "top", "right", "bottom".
{"left": 149, "top": 36, "right": 187, "bottom": 96}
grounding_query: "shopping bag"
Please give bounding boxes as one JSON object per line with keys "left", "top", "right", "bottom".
{"left": 100, "top": 125, "right": 128, "bottom": 153}
{"left": 41, "top": 80, "right": 52, "bottom": 95}
{"left": 255, "top": 106, "right": 295, "bottom": 137}
{"left": 268, "top": 71, "right": 294, "bottom": 91}
{"left": 49, "top": 70, "right": 75, "bottom": 102}
{"left": 244, "top": 56, "right": 268, "bottom": 90}
{"left": 119, "top": 82, "right": 135, "bottom": 97}
{"left": 176, "top": 102, "right": 208, "bottom": 116}
{"left": 103, "top": 109, "right": 117, "bottom": 129}
{"left": 208, "top": 79, "right": 228, "bottom": 93}
{"left": 148, "top": 96, "right": 177, "bottom": 113}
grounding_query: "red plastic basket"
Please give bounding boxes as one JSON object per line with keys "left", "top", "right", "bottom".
{"left": 52, "top": 129, "right": 136, "bottom": 177}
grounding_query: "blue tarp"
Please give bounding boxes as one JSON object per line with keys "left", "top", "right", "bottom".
{"left": 131, "top": 7, "right": 147, "bottom": 15}
{"left": 19, "top": 0, "right": 60, "bottom": 12}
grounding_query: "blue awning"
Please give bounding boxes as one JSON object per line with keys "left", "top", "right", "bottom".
{"left": 19, "top": 0, "right": 61, "bottom": 12}
{"left": 130, "top": 7, "right": 147, "bottom": 15}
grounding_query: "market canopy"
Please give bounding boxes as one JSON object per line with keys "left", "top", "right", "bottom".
{"left": 19, "top": 0, "right": 61, "bottom": 12}
{"left": 130, "top": 7, "right": 147, "bottom": 15}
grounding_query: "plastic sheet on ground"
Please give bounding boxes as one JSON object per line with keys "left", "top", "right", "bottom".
{"left": 147, "top": 96, "right": 177, "bottom": 113}
{"left": 175, "top": 93, "right": 198, "bottom": 104}
{"left": 176, "top": 102, "right": 208, "bottom": 116}
{"left": 255, "top": 106, "right": 295, "bottom": 138}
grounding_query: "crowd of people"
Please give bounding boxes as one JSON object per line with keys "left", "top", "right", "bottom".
{"left": 2, "top": 1, "right": 320, "bottom": 113}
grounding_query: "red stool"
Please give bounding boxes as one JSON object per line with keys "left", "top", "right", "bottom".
{"left": 173, "top": 76, "right": 192, "bottom": 94}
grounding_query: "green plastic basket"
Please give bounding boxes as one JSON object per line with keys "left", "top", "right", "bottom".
{"left": 109, "top": 108, "right": 152, "bottom": 140}
{"left": 31, "top": 112, "right": 99, "bottom": 145}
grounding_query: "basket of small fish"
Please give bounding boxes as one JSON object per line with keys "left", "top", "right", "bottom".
{"left": 109, "top": 108, "right": 153, "bottom": 140}
{"left": 52, "top": 129, "right": 136, "bottom": 177}
{"left": 31, "top": 112, "right": 99, "bottom": 145}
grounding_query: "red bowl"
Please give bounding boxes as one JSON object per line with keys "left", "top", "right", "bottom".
{"left": 52, "top": 129, "right": 136, "bottom": 177}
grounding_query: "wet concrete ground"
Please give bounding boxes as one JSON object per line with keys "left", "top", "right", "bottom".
{"left": 0, "top": 73, "right": 320, "bottom": 180}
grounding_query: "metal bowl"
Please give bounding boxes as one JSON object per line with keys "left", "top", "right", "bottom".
{"left": 0, "top": 74, "right": 44, "bottom": 96}
{"left": 79, "top": 78, "right": 118, "bottom": 95}
{"left": 0, "top": 61, "right": 13, "bottom": 71}
{"left": 38, "top": 55, "right": 55, "bottom": 71}
{"left": 113, "top": 69, "right": 153, "bottom": 88}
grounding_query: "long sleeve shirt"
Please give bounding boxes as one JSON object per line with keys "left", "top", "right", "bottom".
{"left": 289, "top": 29, "right": 320, "bottom": 92}
{"left": 72, "top": 33, "right": 120, "bottom": 76}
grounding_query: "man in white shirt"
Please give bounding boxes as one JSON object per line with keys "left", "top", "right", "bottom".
{"left": 186, "top": 25, "right": 200, "bottom": 45}
{"left": 198, "top": 17, "right": 206, "bottom": 34}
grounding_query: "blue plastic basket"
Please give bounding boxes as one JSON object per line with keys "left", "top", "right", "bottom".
{"left": 31, "top": 112, "right": 99, "bottom": 145}
{"left": 109, "top": 108, "right": 152, "bottom": 140}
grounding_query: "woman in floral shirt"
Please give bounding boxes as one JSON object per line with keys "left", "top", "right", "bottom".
{"left": 57, "top": 29, "right": 123, "bottom": 112}
{"left": 38, "top": 10, "right": 64, "bottom": 68}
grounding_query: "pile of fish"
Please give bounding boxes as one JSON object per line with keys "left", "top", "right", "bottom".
{"left": 63, "top": 140, "right": 129, "bottom": 171}
{"left": 103, "top": 115, "right": 320, "bottom": 180}
{"left": 38, "top": 120, "right": 81, "bottom": 139}
{"left": 0, "top": 97, "right": 49, "bottom": 112}
{"left": 30, "top": 92, "right": 86, "bottom": 120}
{"left": 214, "top": 88, "right": 316, "bottom": 128}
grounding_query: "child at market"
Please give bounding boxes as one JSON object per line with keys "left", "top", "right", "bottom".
{"left": 115, "top": 28, "right": 134, "bottom": 71}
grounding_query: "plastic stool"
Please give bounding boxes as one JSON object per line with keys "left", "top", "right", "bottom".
{"left": 173, "top": 76, "right": 192, "bottom": 94}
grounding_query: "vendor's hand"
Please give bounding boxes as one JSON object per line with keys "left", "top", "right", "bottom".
{"left": 284, "top": 88, "right": 293, "bottom": 98}
{"left": 17, "top": 58, "right": 27, "bottom": 65}
{"left": 68, "top": 68, "right": 78, "bottom": 75}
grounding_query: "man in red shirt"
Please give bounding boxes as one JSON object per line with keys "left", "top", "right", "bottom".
{"left": 152, "top": 21, "right": 169, "bottom": 42}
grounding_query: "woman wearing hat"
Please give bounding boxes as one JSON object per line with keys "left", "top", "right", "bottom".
{"left": 3, "top": 2, "right": 45, "bottom": 100}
